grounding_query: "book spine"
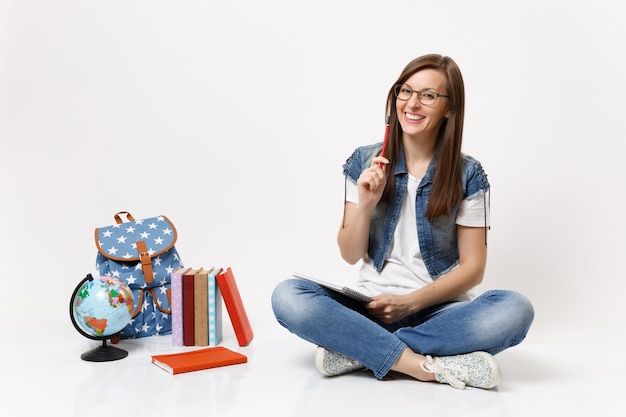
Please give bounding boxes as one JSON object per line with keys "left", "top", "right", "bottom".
{"left": 208, "top": 270, "right": 222, "bottom": 346}
{"left": 194, "top": 271, "right": 209, "bottom": 346}
{"left": 171, "top": 270, "right": 185, "bottom": 346}
{"left": 216, "top": 267, "right": 253, "bottom": 346}
{"left": 182, "top": 273, "right": 195, "bottom": 346}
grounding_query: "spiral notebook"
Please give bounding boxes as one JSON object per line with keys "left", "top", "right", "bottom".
{"left": 292, "top": 272, "right": 373, "bottom": 303}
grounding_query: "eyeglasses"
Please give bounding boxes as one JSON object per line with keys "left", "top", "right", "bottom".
{"left": 394, "top": 84, "right": 449, "bottom": 106}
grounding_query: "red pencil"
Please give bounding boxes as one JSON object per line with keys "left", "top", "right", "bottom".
{"left": 379, "top": 115, "right": 390, "bottom": 169}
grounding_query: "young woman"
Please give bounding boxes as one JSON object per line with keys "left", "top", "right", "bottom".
{"left": 271, "top": 54, "right": 534, "bottom": 390}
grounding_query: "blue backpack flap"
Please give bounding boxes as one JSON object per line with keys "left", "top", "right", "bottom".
{"left": 95, "top": 211, "right": 183, "bottom": 339}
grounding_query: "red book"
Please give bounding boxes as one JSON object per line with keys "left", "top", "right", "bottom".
{"left": 151, "top": 346, "right": 247, "bottom": 375}
{"left": 182, "top": 268, "right": 200, "bottom": 346}
{"left": 216, "top": 267, "right": 254, "bottom": 346}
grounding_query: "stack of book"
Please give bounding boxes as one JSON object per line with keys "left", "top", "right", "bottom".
{"left": 170, "top": 266, "right": 254, "bottom": 348}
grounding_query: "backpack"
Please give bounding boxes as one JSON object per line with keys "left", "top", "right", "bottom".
{"left": 94, "top": 211, "right": 183, "bottom": 339}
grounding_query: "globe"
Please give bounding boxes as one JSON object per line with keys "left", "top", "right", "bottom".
{"left": 70, "top": 274, "right": 134, "bottom": 361}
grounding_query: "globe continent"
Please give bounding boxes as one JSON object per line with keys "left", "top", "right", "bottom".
{"left": 72, "top": 276, "right": 134, "bottom": 337}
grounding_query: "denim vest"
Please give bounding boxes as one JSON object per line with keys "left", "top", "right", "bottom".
{"left": 342, "top": 143, "right": 490, "bottom": 279}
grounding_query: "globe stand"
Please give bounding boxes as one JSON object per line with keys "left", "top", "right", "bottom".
{"left": 81, "top": 339, "right": 128, "bottom": 362}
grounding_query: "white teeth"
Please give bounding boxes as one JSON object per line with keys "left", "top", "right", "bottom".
{"left": 406, "top": 113, "right": 424, "bottom": 121}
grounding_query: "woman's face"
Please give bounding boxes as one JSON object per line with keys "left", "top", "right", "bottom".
{"left": 396, "top": 68, "right": 449, "bottom": 141}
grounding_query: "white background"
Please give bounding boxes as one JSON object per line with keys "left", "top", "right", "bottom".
{"left": 1, "top": 0, "right": 625, "bottom": 349}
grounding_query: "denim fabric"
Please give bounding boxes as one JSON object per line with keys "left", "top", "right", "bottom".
{"left": 342, "top": 143, "right": 490, "bottom": 277}
{"left": 271, "top": 278, "right": 534, "bottom": 380}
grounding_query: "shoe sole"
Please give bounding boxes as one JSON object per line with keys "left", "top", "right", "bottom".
{"left": 315, "top": 346, "right": 332, "bottom": 376}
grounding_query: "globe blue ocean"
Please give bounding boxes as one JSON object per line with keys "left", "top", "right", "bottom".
{"left": 72, "top": 276, "right": 134, "bottom": 338}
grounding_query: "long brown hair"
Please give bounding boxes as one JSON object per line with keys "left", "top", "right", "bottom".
{"left": 381, "top": 54, "right": 465, "bottom": 220}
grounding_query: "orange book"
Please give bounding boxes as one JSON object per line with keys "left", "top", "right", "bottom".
{"left": 216, "top": 267, "right": 254, "bottom": 346}
{"left": 151, "top": 346, "right": 247, "bottom": 375}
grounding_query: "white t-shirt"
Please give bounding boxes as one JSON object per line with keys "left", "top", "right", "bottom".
{"left": 345, "top": 175, "right": 490, "bottom": 300}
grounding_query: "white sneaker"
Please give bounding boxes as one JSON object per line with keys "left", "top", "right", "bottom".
{"left": 420, "top": 351, "right": 501, "bottom": 389}
{"left": 315, "top": 346, "right": 365, "bottom": 376}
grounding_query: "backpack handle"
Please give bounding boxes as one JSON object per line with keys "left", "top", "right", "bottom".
{"left": 114, "top": 211, "right": 135, "bottom": 224}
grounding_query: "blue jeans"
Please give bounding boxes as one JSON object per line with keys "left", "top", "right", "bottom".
{"left": 271, "top": 278, "right": 534, "bottom": 380}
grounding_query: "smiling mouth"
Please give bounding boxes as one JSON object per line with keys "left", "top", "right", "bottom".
{"left": 405, "top": 113, "right": 425, "bottom": 121}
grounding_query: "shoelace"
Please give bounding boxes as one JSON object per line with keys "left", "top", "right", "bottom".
{"left": 420, "top": 355, "right": 468, "bottom": 390}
